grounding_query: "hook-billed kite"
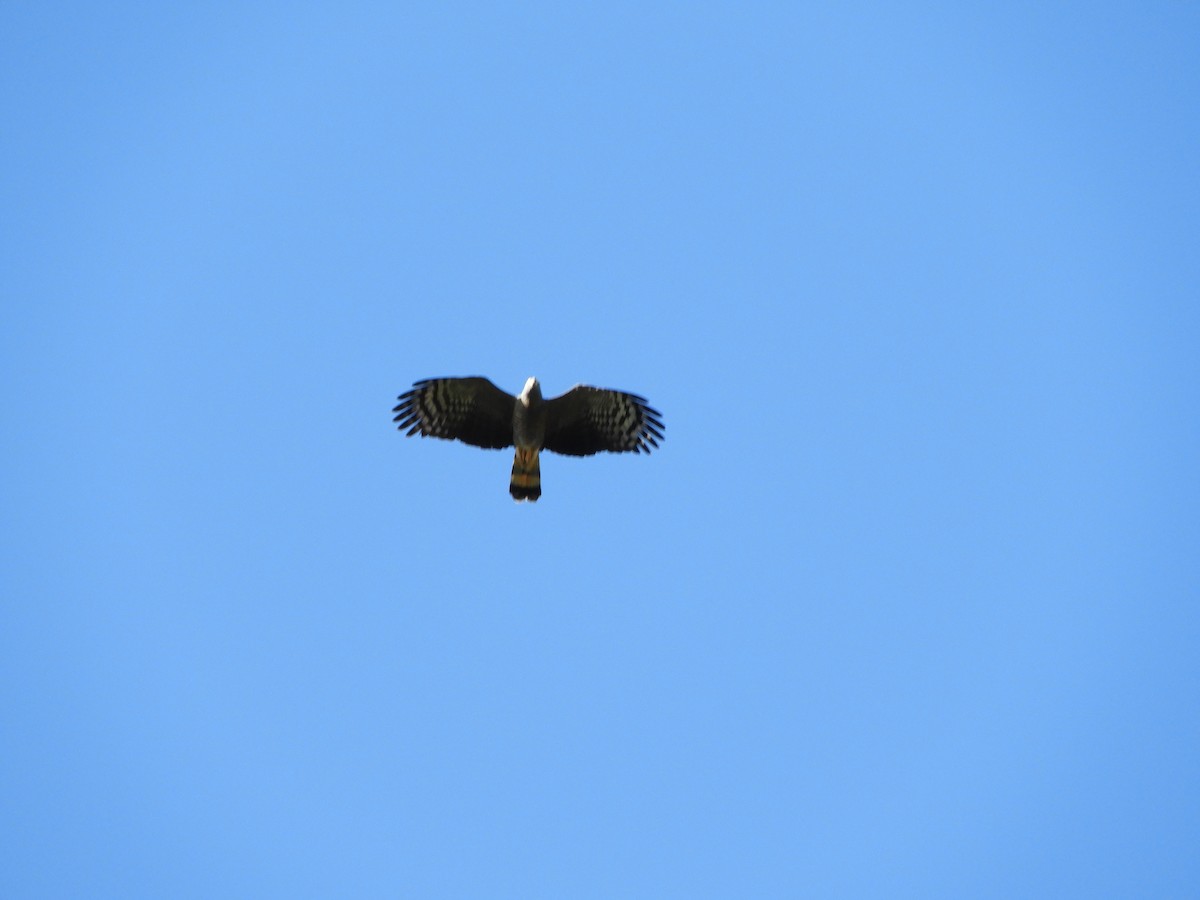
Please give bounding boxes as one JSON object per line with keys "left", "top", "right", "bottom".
{"left": 393, "top": 376, "right": 664, "bottom": 501}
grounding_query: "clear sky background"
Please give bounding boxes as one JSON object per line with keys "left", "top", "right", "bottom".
{"left": 2, "top": 3, "right": 1198, "bottom": 897}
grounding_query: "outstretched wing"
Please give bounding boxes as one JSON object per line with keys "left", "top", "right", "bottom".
{"left": 393, "top": 377, "right": 515, "bottom": 449}
{"left": 542, "top": 386, "right": 664, "bottom": 457}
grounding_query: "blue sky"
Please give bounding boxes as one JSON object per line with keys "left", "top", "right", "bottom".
{"left": 2, "top": 3, "right": 1198, "bottom": 896}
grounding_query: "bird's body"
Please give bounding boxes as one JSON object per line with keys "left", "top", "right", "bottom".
{"left": 510, "top": 377, "right": 547, "bottom": 500}
{"left": 393, "top": 376, "right": 663, "bottom": 501}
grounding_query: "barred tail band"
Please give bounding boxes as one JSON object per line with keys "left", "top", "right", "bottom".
{"left": 509, "top": 447, "right": 541, "bottom": 502}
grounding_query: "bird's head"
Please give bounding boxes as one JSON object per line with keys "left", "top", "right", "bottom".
{"left": 519, "top": 376, "right": 541, "bottom": 407}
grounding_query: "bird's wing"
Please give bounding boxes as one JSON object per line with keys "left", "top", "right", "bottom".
{"left": 392, "top": 377, "right": 515, "bottom": 449}
{"left": 542, "top": 385, "right": 664, "bottom": 457}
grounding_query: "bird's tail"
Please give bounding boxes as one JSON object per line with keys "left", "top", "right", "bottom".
{"left": 510, "top": 447, "right": 541, "bottom": 502}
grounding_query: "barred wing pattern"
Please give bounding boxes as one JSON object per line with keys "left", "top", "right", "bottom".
{"left": 392, "top": 377, "right": 515, "bottom": 450}
{"left": 543, "top": 386, "right": 664, "bottom": 457}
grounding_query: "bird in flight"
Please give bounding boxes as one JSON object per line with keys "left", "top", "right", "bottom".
{"left": 393, "top": 376, "right": 664, "bottom": 502}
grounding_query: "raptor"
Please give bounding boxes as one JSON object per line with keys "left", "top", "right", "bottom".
{"left": 392, "top": 376, "right": 664, "bottom": 501}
